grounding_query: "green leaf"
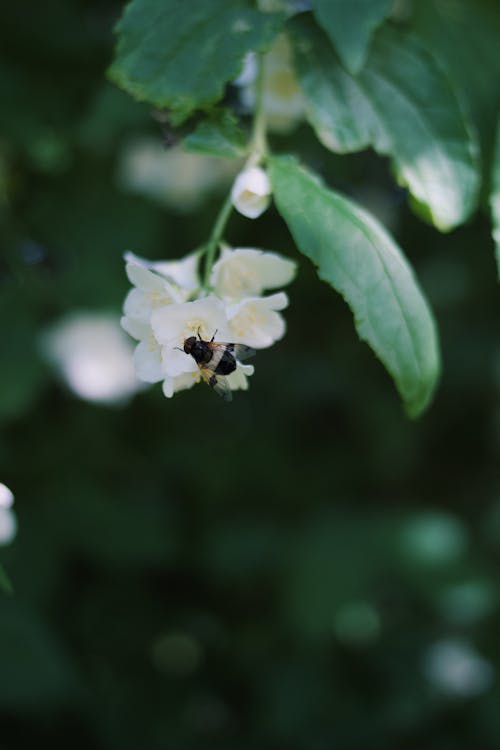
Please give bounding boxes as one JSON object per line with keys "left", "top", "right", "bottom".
{"left": 311, "top": 0, "right": 392, "bottom": 74}
{"left": 413, "top": 0, "right": 500, "bottom": 159}
{"left": 491, "top": 120, "right": 500, "bottom": 279}
{"left": 183, "top": 110, "right": 247, "bottom": 159}
{"left": 291, "top": 18, "right": 480, "bottom": 232}
{"left": 0, "top": 565, "right": 13, "bottom": 595}
{"left": 108, "top": 0, "right": 283, "bottom": 124}
{"left": 269, "top": 155, "right": 440, "bottom": 418}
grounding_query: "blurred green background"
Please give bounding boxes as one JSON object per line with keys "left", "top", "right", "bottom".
{"left": 2, "top": 1, "right": 500, "bottom": 748}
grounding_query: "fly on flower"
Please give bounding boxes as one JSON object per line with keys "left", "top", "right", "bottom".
{"left": 181, "top": 330, "right": 255, "bottom": 402}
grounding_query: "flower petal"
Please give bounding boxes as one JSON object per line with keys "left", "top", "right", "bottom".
{"left": 211, "top": 247, "right": 296, "bottom": 299}
{"left": 227, "top": 363, "right": 255, "bottom": 391}
{"left": 125, "top": 250, "right": 200, "bottom": 291}
{"left": 231, "top": 167, "right": 272, "bottom": 219}
{"left": 120, "top": 315, "right": 150, "bottom": 341}
{"left": 151, "top": 296, "right": 230, "bottom": 347}
{"left": 134, "top": 339, "right": 163, "bottom": 383}
{"left": 227, "top": 295, "right": 288, "bottom": 348}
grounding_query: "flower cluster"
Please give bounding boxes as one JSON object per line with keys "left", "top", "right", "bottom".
{"left": 121, "top": 247, "right": 296, "bottom": 399}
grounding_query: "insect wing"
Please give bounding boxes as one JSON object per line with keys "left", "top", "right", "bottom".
{"left": 199, "top": 366, "right": 232, "bottom": 402}
{"left": 232, "top": 343, "right": 256, "bottom": 362}
{"left": 206, "top": 342, "right": 256, "bottom": 362}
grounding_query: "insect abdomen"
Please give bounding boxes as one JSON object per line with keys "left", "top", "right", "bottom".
{"left": 214, "top": 350, "right": 236, "bottom": 375}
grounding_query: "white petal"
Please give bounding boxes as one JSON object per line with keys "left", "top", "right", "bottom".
{"left": 123, "top": 288, "right": 153, "bottom": 324}
{"left": 211, "top": 247, "right": 296, "bottom": 299}
{"left": 126, "top": 262, "right": 164, "bottom": 291}
{"left": 126, "top": 261, "right": 185, "bottom": 304}
{"left": 173, "top": 371, "right": 200, "bottom": 394}
{"left": 227, "top": 363, "right": 255, "bottom": 391}
{"left": 161, "top": 346, "right": 199, "bottom": 378}
{"left": 238, "top": 363, "right": 255, "bottom": 375}
{"left": 153, "top": 253, "right": 200, "bottom": 291}
{"left": 231, "top": 167, "right": 271, "bottom": 219}
{"left": 233, "top": 51, "right": 258, "bottom": 87}
{"left": 162, "top": 377, "right": 175, "bottom": 398}
{"left": 0, "top": 483, "right": 14, "bottom": 510}
{"left": 151, "top": 296, "right": 230, "bottom": 347}
{"left": 125, "top": 250, "right": 200, "bottom": 292}
{"left": 134, "top": 340, "right": 164, "bottom": 383}
{"left": 0, "top": 508, "right": 16, "bottom": 546}
{"left": 120, "top": 315, "right": 150, "bottom": 341}
{"left": 162, "top": 371, "right": 199, "bottom": 398}
{"left": 227, "top": 296, "right": 287, "bottom": 348}
{"left": 227, "top": 292, "right": 289, "bottom": 317}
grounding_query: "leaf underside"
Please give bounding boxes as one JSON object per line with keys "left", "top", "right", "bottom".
{"left": 108, "top": 0, "right": 283, "bottom": 124}
{"left": 311, "top": 0, "right": 392, "bottom": 74}
{"left": 291, "top": 17, "right": 480, "bottom": 232}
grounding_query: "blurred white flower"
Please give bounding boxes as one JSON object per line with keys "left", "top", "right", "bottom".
{"left": 423, "top": 639, "right": 494, "bottom": 698}
{"left": 236, "top": 35, "right": 305, "bottom": 133}
{"left": 400, "top": 512, "right": 468, "bottom": 567}
{"left": 0, "top": 483, "right": 16, "bottom": 546}
{"left": 211, "top": 246, "right": 296, "bottom": 300}
{"left": 231, "top": 166, "right": 271, "bottom": 219}
{"left": 117, "top": 139, "right": 239, "bottom": 212}
{"left": 0, "top": 483, "right": 14, "bottom": 510}
{"left": 43, "top": 313, "right": 141, "bottom": 404}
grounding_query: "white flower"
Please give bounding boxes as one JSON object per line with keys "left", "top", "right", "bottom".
{"left": 123, "top": 260, "right": 187, "bottom": 326}
{"left": 423, "top": 639, "right": 494, "bottom": 697}
{"left": 233, "top": 52, "right": 258, "bottom": 88}
{"left": 0, "top": 483, "right": 16, "bottom": 547}
{"left": 211, "top": 246, "right": 296, "bottom": 300}
{"left": 227, "top": 292, "right": 289, "bottom": 348}
{"left": 235, "top": 35, "right": 305, "bottom": 133}
{"left": 162, "top": 371, "right": 199, "bottom": 399}
{"left": 231, "top": 167, "right": 272, "bottom": 219}
{"left": 126, "top": 324, "right": 163, "bottom": 384}
{"left": 0, "top": 483, "right": 14, "bottom": 510}
{"left": 152, "top": 296, "right": 231, "bottom": 377}
{"left": 150, "top": 296, "right": 254, "bottom": 394}
{"left": 160, "top": 363, "right": 254, "bottom": 399}
{"left": 124, "top": 251, "right": 200, "bottom": 293}
{"left": 121, "top": 256, "right": 199, "bottom": 384}
{"left": 43, "top": 313, "right": 141, "bottom": 404}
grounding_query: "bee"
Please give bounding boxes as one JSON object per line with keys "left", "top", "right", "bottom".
{"left": 181, "top": 330, "right": 255, "bottom": 402}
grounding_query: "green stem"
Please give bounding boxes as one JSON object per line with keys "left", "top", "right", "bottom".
{"left": 200, "top": 53, "right": 269, "bottom": 291}
{"left": 202, "top": 191, "right": 234, "bottom": 290}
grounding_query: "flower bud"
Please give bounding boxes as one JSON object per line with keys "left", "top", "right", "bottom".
{"left": 231, "top": 166, "right": 271, "bottom": 219}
